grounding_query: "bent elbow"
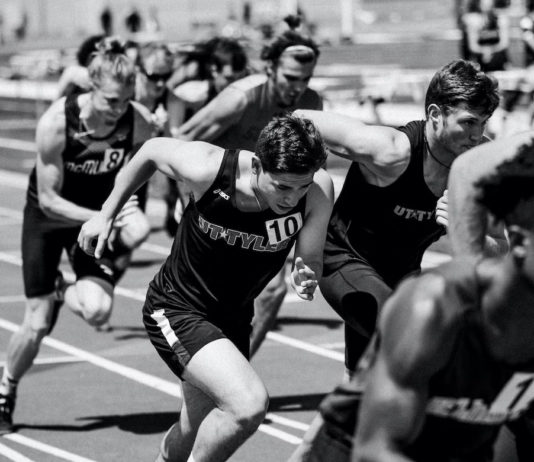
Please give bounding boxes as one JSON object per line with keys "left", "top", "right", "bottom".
{"left": 38, "top": 193, "right": 57, "bottom": 218}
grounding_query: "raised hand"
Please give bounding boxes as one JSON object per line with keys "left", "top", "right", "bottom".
{"left": 291, "top": 256, "right": 318, "bottom": 301}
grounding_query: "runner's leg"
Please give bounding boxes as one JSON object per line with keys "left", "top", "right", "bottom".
{"left": 160, "top": 338, "right": 268, "bottom": 462}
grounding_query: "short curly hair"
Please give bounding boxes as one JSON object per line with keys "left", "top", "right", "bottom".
{"left": 425, "top": 59, "right": 499, "bottom": 117}
{"left": 255, "top": 114, "right": 327, "bottom": 174}
{"left": 476, "top": 139, "right": 534, "bottom": 228}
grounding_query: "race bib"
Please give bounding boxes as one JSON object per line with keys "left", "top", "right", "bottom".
{"left": 101, "top": 148, "right": 125, "bottom": 172}
{"left": 265, "top": 212, "right": 303, "bottom": 244}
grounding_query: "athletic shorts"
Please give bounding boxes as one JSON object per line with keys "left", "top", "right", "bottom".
{"left": 320, "top": 251, "right": 418, "bottom": 371}
{"left": 21, "top": 203, "right": 122, "bottom": 298}
{"left": 143, "top": 284, "right": 253, "bottom": 379}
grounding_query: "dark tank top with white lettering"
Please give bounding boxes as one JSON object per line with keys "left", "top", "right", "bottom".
{"left": 321, "top": 258, "right": 534, "bottom": 461}
{"left": 26, "top": 94, "right": 134, "bottom": 210}
{"left": 150, "top": 149, "right": 306, "bottom": 314}
{"left": 324, "top": 120, "right": 445, "bottom": 283}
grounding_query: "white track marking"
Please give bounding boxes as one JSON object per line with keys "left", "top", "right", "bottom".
{"left": 0, "top": 441, "right": 36, "bottom": 462}
{"left": 0, "top": 317, "right": 182, "bottom": 398}
{"left": 0, "top": 206, "right": 22, "bottom": 219}
{"left": 139, "top": 242, "right": 170, "bottom": 256}
{"left": 0, "top": 138, "right": 35, "bottom": 152}
{"left": 4, "top": 434, "right": 97, "bottom": 462}
{"left": 266, "top": 414, "right": 310, "bottom": 432}
{"left": 0, "top": 295, "right": 25, "bottom": 304}
{"left": 0, "top": 356, "right": 86, "bottom": 367}
{"left": 265, "top": 332, "right": 344, "bottom": 362}
{"left": 257, "top": 424, "right": 302, "bottom": 445}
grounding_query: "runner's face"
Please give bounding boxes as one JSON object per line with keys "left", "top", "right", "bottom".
{"left": 435, "top": 104, "right": 490, "bottom": 157}
{"left": 212, "top": 63, "right": 248, "bottom": 93}
{"left": 270, "top": 55, "right": 315, "bottom": 107}
{"left": 257, "top": 170, "right": 315, "bottom": 215}
{"left": 92, "top": 77, "right": 134, "bottom": 125}
{"left": 140, "top": 52, "right": 173, "bottom": 99}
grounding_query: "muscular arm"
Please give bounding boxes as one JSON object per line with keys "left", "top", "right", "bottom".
{"left": 174, "top": 86, "right": 247, "bottom": 142}
{"left": 294, "top": 110, "right": 411, "bottom": 184}
{"left": 35, "top": 98, "right": 99, "bottom": 225}
{"left": 448, "top": 132, "right": 534, "bottom": 257}
{"left": 353, "top": 275, "right": 455, "bottom": 462}
{"left": 78, "top": 138, "right": 223, "bottom": 257}
{"left": 292, "top": 168, "right": 334, "bottom": 286}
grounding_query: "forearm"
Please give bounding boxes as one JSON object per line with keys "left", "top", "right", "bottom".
{"left": 100, "top": 151, "right": 157, "bottom": 219}
{"left": 39, "top": 194, "right": 97, "bottom": 225}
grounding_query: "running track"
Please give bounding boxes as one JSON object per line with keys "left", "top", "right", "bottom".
{"left": 0, "top": 79, "right": 452, "bottom": 462}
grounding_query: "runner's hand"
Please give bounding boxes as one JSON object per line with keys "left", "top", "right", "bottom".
{"left": 436, "top": 189, "right": 448, "bottom": 229}
{"left": 291, "top": 257, "right": 318, "bottom": 301}
{"left": 78, "top": 213, "right": 114, "bottom": 259}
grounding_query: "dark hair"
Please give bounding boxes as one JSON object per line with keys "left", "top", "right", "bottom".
{"left": 255, "top": 114, "right": 327, "bottom": 174}
{"left": 260, "top": 30, "right": 319, "bottom": 65}
{"left": 76, "top": 34, "right": 105, "bottom": 67}
{"left": 476, "top": 139, "right": 534, "bottom": 228}
{"left": 424, "top": 59, "right": 499, "bottom": 117}
{"left": 88, "top": 36, "right": 136, "bottom": 87}
{"left": 206, "top": 37, "right": 248, "bottom": 73}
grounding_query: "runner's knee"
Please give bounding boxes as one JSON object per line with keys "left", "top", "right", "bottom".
{"left": 119, "top": 210, "right": 150, "bottom": 249}
{"left": 226, "top": 382, "right": 269, "bottom": 432}
{"left": 77, "top": 288, "right": 113, "bottom": 326}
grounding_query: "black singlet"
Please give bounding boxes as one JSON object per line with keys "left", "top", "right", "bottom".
{"left": 26, "top": 94, "right": 134, "bottom": 211}
{"left": 321, "top": 258, "right": 534, "bottom": 461}
{"left": 150, "top": 149, "right": 307, "bottom": 314}
{"left": 324, "top": 120, "right": 445, "bottom": 283}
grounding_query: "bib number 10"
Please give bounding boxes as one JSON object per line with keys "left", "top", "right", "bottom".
{"left": 265, "top": 213, "right": 303, "bottom": 244}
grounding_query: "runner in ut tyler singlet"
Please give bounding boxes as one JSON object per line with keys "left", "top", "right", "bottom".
{"left": 77, "top": 114, "right": 334, "bottom": 462}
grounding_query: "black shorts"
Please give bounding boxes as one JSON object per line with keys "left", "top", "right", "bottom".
{"left": 143, "top": 284, "right": 253, "bottom": 379}
{"left": 320, "top": 257, "right": 394, "bottom": 371}
{"left": 21, "top": 203, "right": 123, "bottom": 298}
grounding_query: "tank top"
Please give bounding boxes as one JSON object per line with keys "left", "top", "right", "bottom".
{"left": 26, "top": 94, "right": 134, "bottom": 211}
{"left": 324, "top": 120, "right": 445, "bottom": 283}
{"left": 321, "top": 259, "right": 534, "bottom": 461}
{"left": 212, "top": 74, "right": 323, "bottom": 151}
{"left": 150, "top": 149, "right": 307, "bottom": 314}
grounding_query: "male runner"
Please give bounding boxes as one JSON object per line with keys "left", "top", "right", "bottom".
{"left": 176, "top": 26, "right": 323, "bottom": 356}
{"left": 77, "top": 114, "right": 334, "bottom": 462}
{"left": 292, "top": 135, "right": 534, "bottom": 462}
{"left": 0, "top": 37, "right": 154, "bottom": 434}
{"left": 295, "top": 59, "right": 500, "bottom": 375}
{"left": 165, "top": 36, "right": 250, "bottom": 236}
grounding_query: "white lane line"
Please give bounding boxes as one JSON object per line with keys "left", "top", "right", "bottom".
{"left": 266, "top": 414, "right": 310, "bottom": 432}
{"left": 4, "top": 434, "right": 97, "bottom": 462}
{"left": 0, "top": 295, "right": 25, "bottom": 304}
{"left": 0, "top": 138, "right": 35, "bottom": 152}
{"left": 0, "top": 170, "right": 28, "bottom": 189}
{"left": 0, "top": 317, "right": 183, "bottom": 398}
{"left": 319, "top": 342, "right": 345, "bottom": 350}
{"left": 140, "top": 242, "right": 170, "bottom": 256}
{"left": 0, "top": 441, "right": 36, "bottom": 462}
{"left": 257, "top": 424, "right": 302, "bottom": 445}
{"left": 265, "top": 332, "right": 344, "bottom": 363}
{"left": 0, "top": 207, "right": 22, "bottom": 219}
{"left": 1, "top": 356, "right": 86, "bottom": 367}
{"left": 0, "top": 120, "right": 36, "bottom": 129}
{"left": 0, "top": 317, "right": 308, "bottom": 444}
